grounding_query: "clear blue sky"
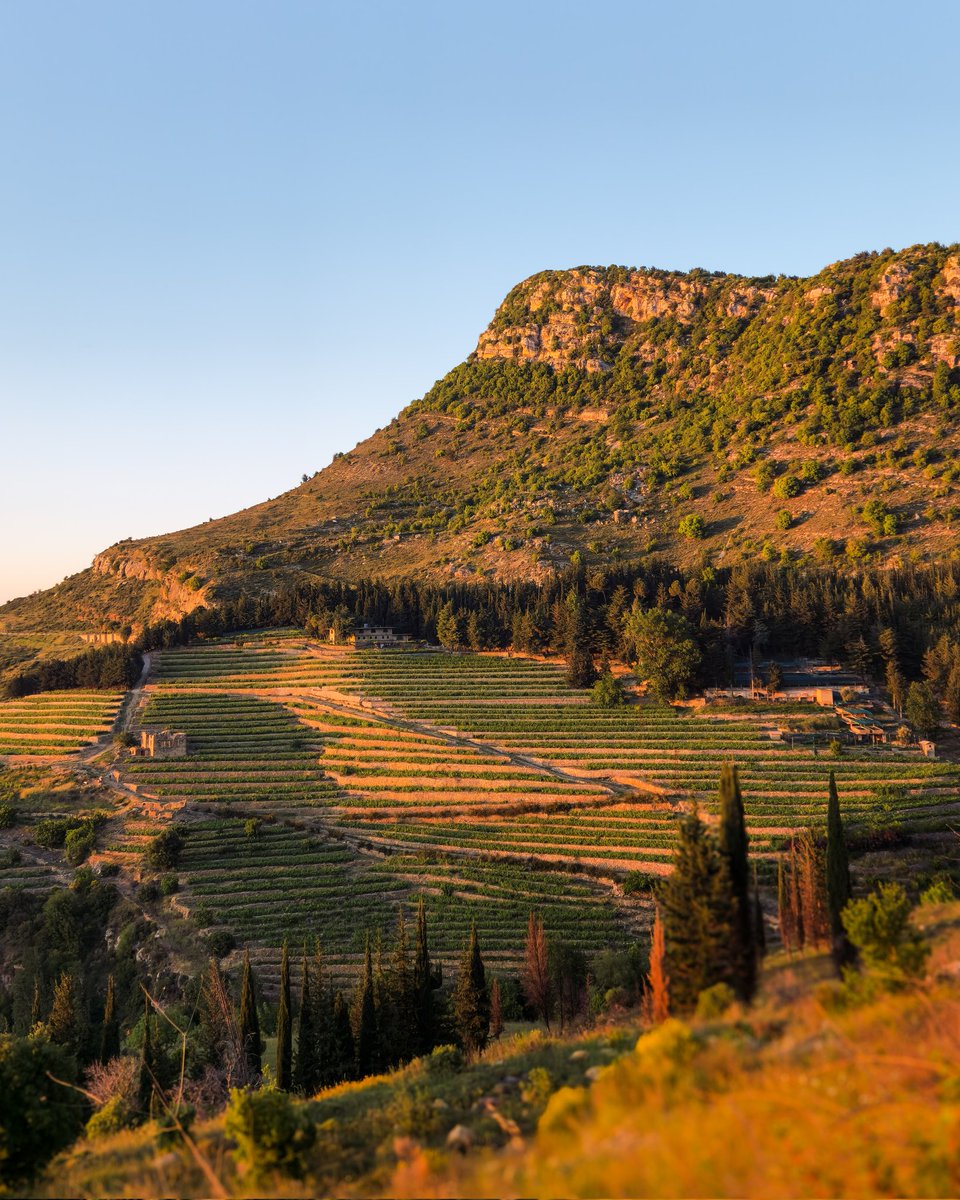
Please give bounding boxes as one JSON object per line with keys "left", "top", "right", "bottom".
{"left": 2, "top": 0, "right": 958, "bottom": 604}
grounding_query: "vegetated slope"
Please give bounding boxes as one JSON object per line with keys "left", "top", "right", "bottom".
{"left": 33, "top": 903, "right": 960, "bottom": 1199}
{"left": 4, "top": 242, "right": 960, "bottom": 636}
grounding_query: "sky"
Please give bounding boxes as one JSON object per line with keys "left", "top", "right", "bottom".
{"left": 1, "top": 0, "right": 959, "bottom": 605}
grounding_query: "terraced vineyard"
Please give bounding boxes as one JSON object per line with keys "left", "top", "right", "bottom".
{"left": 0, "top": 691, "right": 122, "bottom": 757}
{"left": 103, "top": 636, "right": 960, "bottom": 981}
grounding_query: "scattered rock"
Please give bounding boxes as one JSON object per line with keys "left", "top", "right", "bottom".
{"left": 585, "top": 1066, "right": 604, "bottom": 1082}
{"left": 432, "top": 1097, "right": 449, "bottom": 1111}
{"left": 569, "top": 1049, "right": 588, "bottom": 1061}
{"left": 446, "top": 1124, "right": 474, "bottom": 1154}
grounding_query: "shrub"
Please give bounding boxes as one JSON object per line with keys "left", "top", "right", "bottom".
{"left": 206, "top": 930, "right": 236, "bottom": 959}
{"left": 65, "top": 825, "right": 95, "bottom": 866}
{"left": 243, "top": 818, "right": 263, "bottom": 839}
{"left": 774, "top": 509, "right": 792, "bottom": 531}
{"left": 678, "top": 514, "right": 706, "bottom": 540}
{"left": 85, "top": 1094, "right": 134, "bottom": 1140}
{"left": 0, "top": 803, "right": 16, "bottom": 829}
{"left": 591, "top": 671, "right": 625, "bottom": 708}
{"left": 145, "top": 828, "right": 184, "bottom": 871}
{"left": 841, "top": 883, "right": 929, "bottom": 979}
{"left": 225, "top": 1087, "right": 316, "bottom": 1184}
{"left": 622, "top": 870, "right": 656, "bottom": 896}
{"left": 425, "top": 1044, "right": 464, "bottom": 1077}
{"left": 919, "top": 876, "right": 955, "bottom": 906}
{"left": 0, "top": 1034, "right": 84, "bottom": 1183}
{"left": 159, "top": 873, "right": 179, "bottom": 896}
{"left": 695, "top": 982, "right": 735, "bottom": 1020}
{"left": 772, "top": 475, "right": 800, "bottom": 500}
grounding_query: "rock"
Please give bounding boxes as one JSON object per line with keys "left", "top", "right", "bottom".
{"left": 446, "top": 1124, "right": 474, "bottom": 1153}
{"left": 432, "top": 1097, "right": 449, "bottom": 1111}
{"left": 569, "top": 1049, "right": 588, "bottom": 1061}
{"left": 585, "top": 1066, "right": 604, "bottom": 1082}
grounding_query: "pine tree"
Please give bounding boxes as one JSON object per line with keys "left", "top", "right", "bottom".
{"left": 563, "top": 591, "right": 596, "bottom": 688}
{"left": 452, "top": 922, "right": 489, "bottom": 1058}
{"left": 489, "top": 977, "right": 504, "bottom": 1041}
{"left": 717, "top": 762, "right": 756, "bottom": 999}
{"left": 825, "top": 771, "right": 851, "bottom": 944}
{"left": 413, "top": 895, "right": 435, "bottom": 1054}
{"left": 276, "top": 941, "right": 292, "bottom": 1090}
{"left": 353, "top": 937, "right": 377, "bottom": 1078}
{"left": 293, "top": 952, "right": 319, "bottom": 1095}
{"left": 238, "top": 948, "right": 262, "bottom": 1081}
{"left": 647, "top": 905, "right": 670, "bottom": 1024}
{"left": 661, "top": 805, "right": 738, "bottom": 1011}
{"left": 99, "top": 973, "right": 120, "bottom": 1063}
{"left": 521, "top": 911, "right": 553, "bottom": 1030}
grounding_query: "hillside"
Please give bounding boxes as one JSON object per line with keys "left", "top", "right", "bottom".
{"left": 27, "top": 903, "right": 960, "bottom": 1199}
{"left": 4, "top": 241, "right": 960, "bottom": 638}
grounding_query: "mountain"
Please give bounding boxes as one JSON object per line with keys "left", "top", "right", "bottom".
{"left": 4, "top": 242, "right": 960, "bottom": 637}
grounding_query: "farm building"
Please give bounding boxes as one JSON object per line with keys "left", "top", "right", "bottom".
{"left": 329, "top": 624, "right": 402, "bottom": 649}
{"left": 134, "top": 729, "right": 187, "bottom": 758}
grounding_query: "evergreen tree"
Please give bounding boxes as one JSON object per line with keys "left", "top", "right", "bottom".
{"left": 660, "top": 806, "right": 738, "bottom": 1011}
{"left": 353, "top": 937, "right": 377, "bottom": 1078}
{"left": 331, "top": 990, "right": 354, "bottom": 1083}
{"left": 717, "top": 763, "right": 756, "bottom": 1000}
{"left": 413, "top": 896, "right": 435, "bottom": 1054}
{"left": 489, "top": 977, "right": 504, "bottom": 1041}
{"left": 30, "top": 973, "right": 43, "bottom": 1029}
{"left": 99, "top": 973, "right": 120, "bottom": 1063}
{"left": 452, "top": 922, "right": 489, "bottom": 1057}
{"left": 390, "top": 910, "right": 415, "bottom": 1064}
{"left": 563, "top": 591, "right": 596, "bottom": 688}
{"left": 293, "top": 952, "right": 319, "bottom": 1095}
{"left": 777, "top": 857, "right": 795, "bottom": 951}
{"left": 47, "top": 971, "right": 83, "bottom": 1059}
{"left": 137, "top": 998, "right": 158, "bottom": 1119}
{"left": 275, "top": 941, "right": 292, "bottom": 1091}
{"left": 752, "top": 870, "right": 767, "bottom": 959}
{"left": 825, "top": 771, "right": 852, "bottom": 949}
{"left": 238, "top": 949, "right": 262, "bottom": 1082}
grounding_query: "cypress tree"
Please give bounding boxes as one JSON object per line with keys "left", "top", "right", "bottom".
{"left": 717, "top": 762, "right": 756, "bottom": 1000}
{"left": 390, "top": 909, "right": 415, "bottom": 1064}
{"left": 452, "top": 922, "right": 489, "bottom": 1058}
{"left": 48, "top": 972, "right": 83, "bottom": 1059}
{"left": 238, "top": 949, "right": 262, "bottom": 1081}
{"left": 332, "top": 990, "right": 354, "bottom": 1083}
{"left": 137, "top": 998, "right": 157, "bottom": 1119}
{"left": 293, "top": 952, "right": 319, "bottom": 1095}
{"left": 661, "top": 805, "right": 738, "bottom": 1011}
{"left": 99, "top": 973, "right": 120, "bottom": 1063}
{"left": 825, "top": 771, "right": 852, "bottom": 943}
{"left": 647, "top": 905, "right": 670, "bottom": 1024}
{"left": 489, "top": 977, "right": 504, "bottom": 1041}
{"left": 413, "top": 895, "right": 435, "bottom": 1054}
{"left": 354, "top": 936, "right": 377, "bottom": 1078}
{"left": 276, "top": 941, "right": 292, "bottom": 1091}
{"left": 752, "top": 870, "right": 767, "bottom": 959}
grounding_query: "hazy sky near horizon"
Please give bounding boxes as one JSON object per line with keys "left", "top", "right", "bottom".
{"left": 2, "top": 0, "right": 959, "bottom": 605}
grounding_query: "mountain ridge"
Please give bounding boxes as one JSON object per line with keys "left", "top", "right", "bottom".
{"left": 4, "top": 241, "right": 960, "bottom": 639}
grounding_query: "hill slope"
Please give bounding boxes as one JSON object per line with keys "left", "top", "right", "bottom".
{"left": 4, "top": 242, "right": 960, "bottom": 635}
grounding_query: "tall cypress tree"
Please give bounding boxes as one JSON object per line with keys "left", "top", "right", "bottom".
{"left": 293, "top": 952, "right": 319, "bottom": 1095}
{"left": 238, "top": 949, "right": 262, "bottom": 1081}
{"left": 354, "top": 936, "right": 377, "bottom": 1078}
{"left": 137, "top": 997, "right": 158, "bottom": 1119}
{"left": 717, "top": 763, "right": 756, "bottom": 999}
{"left": 332, "top": 990, "right": 354, "bottom": 1083}
{"left": 275, "top": 941, "right": 292, "bottom": 1091}
{"left": 413, "top": 895, "right": 435, "bottom": 1054}
{"left": 48, "top": 972, "right": 83, "bottom": 1059}
{"left": 661, "top": 805, "right": 738, "bottom": 1011}
{"left": 752, "top": 868, "right": 767, "bottom": 959}
{"left": 452, "top": 922, "right": 489, "bottom": 1058}
{"left": 825, "top": 771, "right": 852, "bottom": 949}
{"left": 99, "top": 973, "right": 120, "bottom": 1063}
{"left": 390, "top": 909, "right": 415, "bottom": 1064}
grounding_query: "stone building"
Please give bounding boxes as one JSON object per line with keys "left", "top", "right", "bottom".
{"left": 329, "top": 624, "right": 401, "bottom": 649}
{"left": 135, "top": 729, "right": 187, "bottom": 758}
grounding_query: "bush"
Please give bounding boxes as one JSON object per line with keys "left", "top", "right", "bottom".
{"left": 85, "top": 1093, "right": 134, "bottom": 1140}
{"left": 145, "top": 828, "right": 184, "bottom": 871}
{"left": 0, "top": 802, "right": 16, "bottom": 829}
{"left": 0, "top": 1034, "right": 84, "bottom": 1183}
{"left": 622, "top": 870, "right": 656, "bottom": 896}
{"left": 224, "top": 1087, "right": 316, "bottom": 1184}
{"left": 159, "top": 873, "right": 180, "bottom": 896}
{"left": 425, "top": 1044, "right": 464, "bottom": 1077}
{"left": 206, "top": 929, "right": 236, "bottom": 959}
{"left": 591, "top": 671, "right": 625, "bottom": 708}
{"left": 678, "top": 514, "right": 706, "bottom": 540}
{"left": 695, "top": 982, "right": 735, "bottom": 1020}
{"left": 841, "top": 883, "right": 929, "bottom": 980}
{"left": 65, "top": 825, "right": 95, "bottom": 866}
{"left": 919, "top": 876, "right": 955, "bottom": 906}
{"left": 774, "top": 509, "right": 792, "bottom": 531}
{"left": 772, "top": 475, "right": 800, "bottom": 500}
